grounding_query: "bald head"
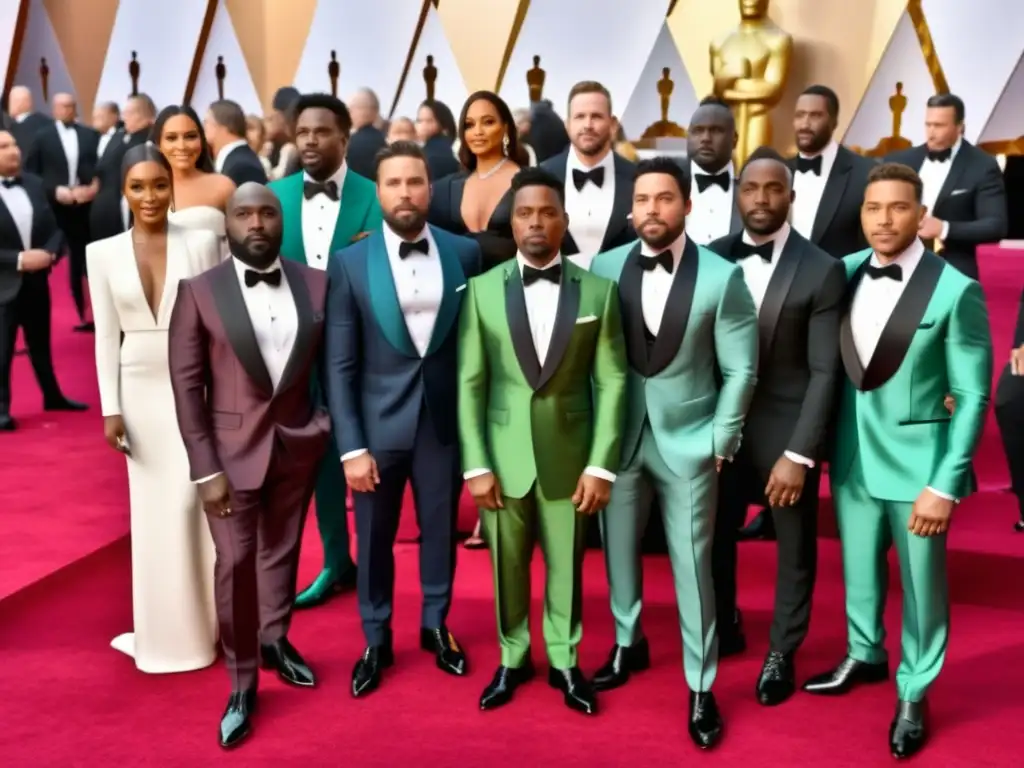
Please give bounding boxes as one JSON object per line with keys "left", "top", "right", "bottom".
{"left": 225, "top": 183, "right": 283, "bottom": 269}
{"left": 687, "top": 101, "right": 736, "bottom": 173}
{"left": 349, "top": 88, "right": 380, "bottom": 130}
{"left": 52, "top": 93, "right": 76, "bottom": 125}
{"left": 8, "top": 86, "right": 32, "bottom": 117}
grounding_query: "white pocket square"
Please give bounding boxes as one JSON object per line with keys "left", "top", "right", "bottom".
{"left": 455, "top": 284, "right": 466, "bottom": 293}
{"left": 951, "top": 188, "right": 967, "bottom": 196}
{"left": 576, "top": 315, "right": 598, "bottom": 324}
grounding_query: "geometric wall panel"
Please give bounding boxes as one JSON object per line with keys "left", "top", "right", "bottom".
{"left": 620, "top": 22, "right": 698, "bottom": 141}
{"left": 40, "top": 0, "right": 117, "bottom": 113}
{"left": 437, "top": 0, "right": 523, "bottom": 94}
{"left": 978, "top": 52, "right": 1024, "bottom": 143}
{"left": 391, "top": 2, "right": 468, "bottom": 120}
{"left": 0, "top": 1, "right": 22, "bottom": 90}
{"left": 191, "top": 0, "right": 262, "bottom": 115}
{"left": 13, "top": 0, "right": 73, "bottom": 108}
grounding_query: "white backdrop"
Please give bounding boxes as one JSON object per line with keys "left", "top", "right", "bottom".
{"left": 12, "top": 0, "right": 74, "bottom": 108}
{"left": 620, "top": 22, "right": 699, "bottom": 141}
{"left": 191, "top": 0, "right": 262, "bottom": 115}
{"left": 391, "top": 3, "right": 468, "bottom": 120}
{"left": 979, "top": 56, "right": 1024, "bottom": 143}
{"left": 0, "top": 0, "right": 20, "bottom": 89}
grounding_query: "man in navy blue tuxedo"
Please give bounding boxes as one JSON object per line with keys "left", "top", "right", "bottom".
{"left": 325, "top": 141, "right": 482, "bottom": 698}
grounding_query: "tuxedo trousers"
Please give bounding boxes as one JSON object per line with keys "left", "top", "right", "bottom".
{"left": 55, "top": 203, "right": 89, "bottom": 321}
{"left": 833, "top": 453, "right": 949, "bottom": 703}
{"left": 310, "top": 432, "right": 355, "bottom": 572}
{"left": 0, "top": 272, "right": 61, "bottom": 416}
{"left": 205, "top": 443, "right": 317, "bottom": 691}
{"left": 994, "top": 363, "right": 1024, "bottom": 516}
{"left": 599, "top": 423, "right": 718, "bottom": 692}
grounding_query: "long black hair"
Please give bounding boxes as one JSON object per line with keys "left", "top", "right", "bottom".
{"left": 149, "top": 104, "right": 214, "bottom": 173}
{"left": 418, "top": 99, "right": 457, "bottom": 139}
{"left": 457, "top": 91, "right": 529, "bottom": 171}
{"left": 120, "top": 143, "right": 172, "bottom": 189}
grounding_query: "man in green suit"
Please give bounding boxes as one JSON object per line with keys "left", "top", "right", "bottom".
{"left": 458, "top": 167, "right": 627, "bottom": 715}
{"left": 269, "top": 93, "right": 383, "bottom": 608}
{"left": 589, "top": 157, "right": 759, "bottom": 750}
{"left": 803, "top": 163, "right": 992, "bottom": 760}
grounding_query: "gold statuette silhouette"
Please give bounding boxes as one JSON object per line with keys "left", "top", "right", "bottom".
{"left": 640, "top": 68, "right": 686, "bottom": 140}
{"left": 129, "top": 51, "right": 140, "bottom": 96}
{"left": 423, "top": 55, "right": 437, "bottom": 101}
{"left": 329, "top": 51, "right": 340, "bottom": 97}
{"left": 527, "top": 56, "right": 545, "bottom": 102}
{"left": 851, "top": 83, "right": 913, "bottom": 158}
{"left": 39, "top": 58, "right": 49, "bottom": 102}
{"left": 215, "top": 56, "right": 226, "bottom": 100}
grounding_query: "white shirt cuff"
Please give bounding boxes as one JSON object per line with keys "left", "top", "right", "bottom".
{"left": 784, "top": 451, "right": 815, "bottom": 468}
{"left": 939, "top": 220, "right": 950, "bottom": 241}
{"left": 584, "top": 466, "right": 616, "bottom": 483}
{"left": 464, "top": 468, "right": 491, "bottom": 480}
{"left": 195, "top": 472, "right": 222, "bottom": 484}
{"left": 926, "top": 486, "right": 958, "bottom": 503}
{"left": 341, "top": 449, "right": 367, "bottom": 462}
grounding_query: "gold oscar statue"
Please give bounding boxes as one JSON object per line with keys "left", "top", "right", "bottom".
{"left": 641, "top": 68, "right": 687, "bottom": 140}
{"left": 215, "top": 56, "right": 226, "bottom": 100}
{"left": 129, "top": 51, "right": 140, "bottom": 96}
{"left": 423, "top": 55, "right": 437, "bottom": 102}
{"left": 853, "top": 83, "right": 913, "bottom": 158}
{"left": 527, "top": 56, "right": 545, "bottom": 102}
{"left": 329, "top": 51, "right": 340, "bottom": 97}
{"left": 710, "top": 0, "right": 792, "bottom": 164}
{"left": 39, "top": 58, "right": 49, "bottom": 102}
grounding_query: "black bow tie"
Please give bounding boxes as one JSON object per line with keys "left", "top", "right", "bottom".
{"left": 736, "top": 241, "right": 774, "bottom": 263}
{"left": 572, "top": 167, "right": 605, "bottom": 191}
{"left": 866, "top": 263, "right": 902, "bottom": 282}
{"left": 795, "top": 155, "right": 823, "bottom": 175}
{"left": 522, "top": 263, "right": 562, "bottom": 286}
{"left": 1, "top": 177, "right": 21, "bottom": 188}
{"left": 639, "top": 251, "right": 674, "bottom": 273}
{"left": 398, "top": 238, "right": 429, "bottom": 258}
{"left": 695, "top": 172, "right": 730, "bottom": 193}
{"left": 244, "top": 268, "right": 282, "bottom": 288}
{"left": 303, "top": 179, "right": 339, "bottom": 201}
{"left": 926, "top": 147, "right": 952, "bottom": 163}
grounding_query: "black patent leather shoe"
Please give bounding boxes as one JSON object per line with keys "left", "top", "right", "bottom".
{"left": 479, "top": 660, "right": 535, "bottom": 710}
{"left": 890, "top": 699, "right": 928, "bottom": 759}
{"left": 548, "top": 667, "right": 598, "bottom": 715}
{"left": 420, "top": 626, "right": 467, "bottom": 676}
{"left": 219, "top": 689, "right": 256, "bottom": 749}
{"left": 351, "top": 644, "right": 394, "bottom": 697}
{"left": 803, "top": 656, "right": 888, "bottom": 695}
{"left": 688, "top": 690, "right": 723, "bottom": 749}
{"left": 43, "top": 396, "right": 87, "bottom": 412}
{"left": 0, "top": 415, "right": 15, "bottom": 431}
{"left": 1014, "top": 519, "right": 1024, "bottom": 533}
{"left": 756, "top": 651, "right": 795, "bottom": 706}
{"left": 592, "top": 638, "right": 650, "bottom": 691}
{"left": 260, "top": 637, "right": 315, "bottom": 687}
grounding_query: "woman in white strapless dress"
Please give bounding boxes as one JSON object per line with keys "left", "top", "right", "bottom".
{"left": 89, "top": 144, "right": 224, "bottom": 673}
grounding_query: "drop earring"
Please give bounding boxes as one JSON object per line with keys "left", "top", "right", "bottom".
{"left": 502, "top": 134, "right": 510, "bottom": 155}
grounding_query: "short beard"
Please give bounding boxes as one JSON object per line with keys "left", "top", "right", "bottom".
{"left": 640, "top": 223, "right": 684, "bottom": 252}
{"left": 744, "top": 213, "right": 786, "bottom": 237}
{"left": 383, "top": 209, "right": 427, "bottom": 238}
{"left": 227, "top": 235, "right": 282, "bottom": 270}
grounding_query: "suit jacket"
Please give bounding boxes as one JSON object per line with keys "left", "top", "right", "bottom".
{"left": 346, "top": 125, "right": 388, "bottom": 181}
{"left": 422, "top": 135, "right": 460, "bottom": 181}
{"left": 220, "top": 142, "right": 268, "bottom": 187}
{"left": 787, "top": 145, "right": 875, "bottom": 258}
{"left": 458, "top": 258, "right": 627, "bottom": 500}
{"left": 591, "top": 239, "right": 759, "bottom": 477}
{"left": 168, "top": 258, "right": 332, "bottom": 491}
{"left": 541, "top": 149, "right": 636, "bottom": 256}
{"left": 0, "top": 173, "right": 65, "bottom": 305}
{"left": 9, "top": 112, "right": 52, "bottom": 156}
{"left": 708, "top": 229, "right": 846, "bottom": 471}
{"left": 89, "top": 128, "right": 149, "bottom": 242}
{"left": 24, "top": 122, "right": 100, "bottom": 202}
{"left": 885, "top": 141, "right": 1007, "bottom": 278}
{"left": 326, "top": 225, "right": 482, "bottom": 456}
{"left": 832, "top": 249, "right": 992, "bottom": 501}
{"left": 270, "top": 170, "right": 383, "bottom": 266}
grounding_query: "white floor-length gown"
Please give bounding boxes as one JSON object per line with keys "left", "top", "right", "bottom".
{"left": 88, "top": 221, "right": 222, "bottom": 673}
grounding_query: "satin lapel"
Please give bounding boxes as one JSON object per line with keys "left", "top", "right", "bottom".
{"left": 862, "top": 252, "right": 944, "bottom": 391}
{"left": 276, "top": 175, "right": 306, "bottom": 263}
{"left": 730, "top": 185, "right": 743, "bottom": 234}
{"left": 648, "top": 238, "right": 699, "bottom": 376}
{"left": 277, "top": 259, "right": 315, "bottom": 392}
{"left": 504, "top": 265, "right": 542, "bottom": 388}
{"left": 810, "top": 153, "right": 850, "bottom": 244}
{"left": 425, "top": 229, "right": 467, "bottom": 356}
{"left": 756, "top": 236, "right": 803, "bottom": 364}
{"left": 536, "top": 268, "right": 582, "bottom": 391}
{"left": 838, "top": 260, "right": 868, "bottom": 389}
{"left": 932, "top": 149, "right": 970, "bottom": 214}
{"left": 617, "top": 244, "right": 649, "bottom": 374}
{"left": 601, "top": 157, "right": 634, "bottom": 250}
{"left": 209, "top": 263, "right": 274, "bottom": 395}
{"left": 0, "top": 194, "right": 19, "bottom": 247}
{"left": 330, "top": 173, "right": 371, "bottom": 250}
{"left": 366, "top": 232, "right": 417, "bottom": 358}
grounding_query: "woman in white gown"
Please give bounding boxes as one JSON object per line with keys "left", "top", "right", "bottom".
{"left": 88, "top": 144, "right": 223, "bottom": 673}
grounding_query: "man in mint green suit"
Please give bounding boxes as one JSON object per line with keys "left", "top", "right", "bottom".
{"left": 589, "top": 158, "right": 759, "bottom": 750}
{"left": 269, "top": 93, "right": 383, "bottom": 608}
{"left": 803, "top": 163, "right": 992, "bottom": 760}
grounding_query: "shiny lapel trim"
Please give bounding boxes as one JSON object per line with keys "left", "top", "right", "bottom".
{"left": 839, "top": 260, "right": 868, "bottom": 388}
{"left": 601, "top": 155, "right": 634, "bottom": 250}
{"left": 811, "top": 152, "right": 851, "bottom": 244}
{"left": 366, "top": 231, "right": 417, "bottom": 358}
{"left": 331, "top": 173, "right": 372, "bottom": 251}
{"left": 536, "top": 268, "right": 581, "bottom": 391}
{"left": 277, "top": 259, "right": 316, "bottom": 393}
{"left": 617, "top": 243, "right": 649, "bottom": 374}
{"left": 209, "top": 262, "right": 274, "bottom": 395}
{"left": 648, "top": 238, "right": 699, "bottom": 376}
{"left": 504, "top": 264, "right": 541, "bottom": 387}
{"left": 932, "top": 149, "right": 969, "bottom": 213}
{"left": 425, "top": 228, "right": 467, "bottom": 356}
{"left": 861, "top": 251, "right": 944, "bottom": 392}
{"left": 275, "top": 174, "right": 306, "bottom": 263}
{"left": 756, "top": 236, "right": 803, "bottom": 364}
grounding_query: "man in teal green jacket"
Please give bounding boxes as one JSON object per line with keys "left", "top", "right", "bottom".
{"left": 590, "top": 158, "right": 759, "bottom": 750}
{"left": 803, "top": 163, "right": 992, "bottom": 761}
{"left": 270, "top": 93, "right": 383, "bottom": 608}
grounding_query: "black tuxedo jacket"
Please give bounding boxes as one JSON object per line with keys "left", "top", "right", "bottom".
{"left": 0, "top": 173, "right": 64, "bottom": 305}
{"left": 10, "top": 112, "right": 52, "bottom": 157}
{"left": 220, "top": 143, "right": 267, "bottom": 187}
{"left": 347, "top": 125, "right": 387, "bottom": 181}
{"left": 541, "top": 149, "right": 636, "bottom": 256}
{"left": 886, "top": 141, "right": 1007, "bottom": 279}
{"left": 89, "top": 128, "right": 149, "bottom": 241}
{"left": 708, "top": 229, "right": 846, "bottom": 473}
{"left": 24, "top": 122, "right": 100, "bottom": 203}
{"left": 788, "top": 145, "right": 875, "bottom": 258}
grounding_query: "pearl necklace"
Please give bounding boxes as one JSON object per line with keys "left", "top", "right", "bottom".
{"left": 477, "top": 157, "right": 507, "bottom": 180}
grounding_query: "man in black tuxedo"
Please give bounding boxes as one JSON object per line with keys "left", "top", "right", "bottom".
{"left": 685, "top": 97, "right": 743, "bottom": 246}
{"left": 89, "top": 93, "right": 155, "bottom": 244}
{"left": 885, "top": 93, "right": 1006, "bottom": 279}
{"left": 7, "top": 86, "right": 51, "bottom": 158}
{"left": 540, "top": 80, "right": 635, "bottom": 270}
{"left": 709, "top": 147, "right": 845, "bottom": 702}
{"left": 346, "top": 88, "right": 387, "bottom": 181}
{"left": 995, "top": 289, "right": 1024, "bottom": 533}
{"left": 24, "top": 93, "right": 99, "bottom": 331}
{"left": 205, "top": 99, "right": 267, "bottom": 187}
{"left": 92, "top": 102, "right": 123, "bottom": 163}
{"left": 0, "top": 130, "right": 87, "bottom": 430}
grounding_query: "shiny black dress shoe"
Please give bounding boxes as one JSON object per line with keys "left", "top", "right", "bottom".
{"left": 803, "top": 656, "right": 888, "bottom": 695}
{"left": 737, "top": 508, "right": 776, "bottom": 541}
{"left": 219, "top": 689, "right": 256, "bottom": 749}
{"left": 260, "top": 637, "right": 315, "bottom": 687}
{"left": 548, "top": 667, "right": 598, "bottom": 715}
{"left": 756, "top": 651, "right": 795, "bottom": 706}
{"left": 0, "top": 415, "right": 15, "bottom": 432}
{"left": 592, "top": 638, "right": 650, "bottom": 691}
{"left": 1014, "top": 519, "right": 1024, "bottom": 533}
{"left": 890, "top": 699, "right": 928, "bottom": 759}
{"left": 43, "top": 396, "right": 87, "bottom": 412}
{"left": 688, "top": 690, "right": 723, "bottom": 749}
{"left": 480, "top": 660, "right": 535, "bottom": 710}
{"left": 351, "top": 643, "right": 394, "bottom": 697}
{"left": 420, "top": 626, "right": 467, "bottom": 676}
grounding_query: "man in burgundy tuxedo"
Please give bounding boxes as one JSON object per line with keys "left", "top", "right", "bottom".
{"left": 168, "top": 183, "right": 330, "bottom": 750}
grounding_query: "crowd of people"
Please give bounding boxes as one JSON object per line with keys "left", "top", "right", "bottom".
{"left": 0, "top": 74, "right": 1014, "bottom": 762}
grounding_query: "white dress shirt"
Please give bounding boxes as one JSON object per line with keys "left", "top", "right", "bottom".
{"left": 463, "top": 253, "right": 616, "bottom": 483}
{"left": 564, "top": 148, "right": 615, "bottom": 269}
{"left": 97, "top": 127, "right": 117, "bottom": 159}
{"left": 232, "top": 256, "right": 297, "bottom": 390}
{"left": 214, "top": 139, "right": 249, "bottom": 173}
{"left": 687, "top": 161, "right": 735, "bottom": 245}
{"left": 0, "top": 181, "right": 33, "bottom": 252}
{"left": 791, "top": 140, "right": 839, "bottom": 239}
{"left": 919, "top": 138, "right": 960, "bottom": 241}
{"left": 55, "top": 121, "right": 80, "bottom": 186}
{"left": 639, "top": 233, "right": 687, "bottom": 335}
{"left": 301, "top": 162, "right": 347, "bottom": 270}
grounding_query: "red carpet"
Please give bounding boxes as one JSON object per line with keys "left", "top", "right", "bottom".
{"left": 0, "top": 259, "right": 1022, "bottom": 766}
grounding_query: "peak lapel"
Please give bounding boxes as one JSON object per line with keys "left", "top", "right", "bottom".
{"left": 209, "top": 262, "right": 274, "bottom": 395}
{"left": 810, "top": 151, "right": 851, "bottom": 244}
{"left": 755, "top": 235, "right": 803, "bottom": 364}
{"left": 366, "top": 231, "right": 418, "bottom": 358}
{"left": 617, "top": 244, "right": 650, "bottom": 374}
{"left": 504, "top": 264, "right": 542, "bottom": 387}
{"left": 276, "top": 260, "right": 316, "bottom": 393}
{"left": 839, "top": 259, "right": 869, "bottom": 389}
{"left": 648, "top": 238, "right": 699, "bottom": 376}
{"left": 425, "top": 229, "right": 467, "bottom": 356}
{"left": 536, "top": 269, "right": 581, "bottom": 391}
